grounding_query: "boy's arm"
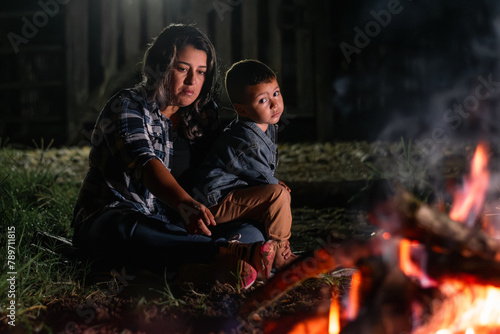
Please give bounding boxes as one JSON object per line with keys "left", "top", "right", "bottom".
{"left": 226, "top": 142, "right": 279, "bottom": 185}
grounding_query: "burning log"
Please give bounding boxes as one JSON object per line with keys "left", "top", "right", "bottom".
{"left": 369, "top": 186, "right": 500, "bottom": 260}
{"left": 425, "top": 249, "right": 500, "bottom": 287}
{"left": 238, "top": 239, "right": 371, "bottom": 321}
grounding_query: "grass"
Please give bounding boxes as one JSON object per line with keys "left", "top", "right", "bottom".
{"left": 0, "top": 145, "right": 89, "bottom": 331}
{"left": 0, "top": 142, "right": 361, "bottom": 332}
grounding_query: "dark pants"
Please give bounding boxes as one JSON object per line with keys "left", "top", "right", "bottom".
{"left": 73, "top": 208, "right": 265, "bottom": 271}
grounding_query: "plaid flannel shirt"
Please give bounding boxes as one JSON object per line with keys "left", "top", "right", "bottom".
{"left": 72, "top": 87, "right": 174, "bottom": 226}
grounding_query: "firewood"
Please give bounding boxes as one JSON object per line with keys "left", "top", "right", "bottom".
{"left": 239, "top": 239, "right": 372, "bottom": 321}
{"left": 425, "top": 249, "right": 500, "bottom": 287}
{"left": 369, "top": 187, "right": 500, "bottom": 260}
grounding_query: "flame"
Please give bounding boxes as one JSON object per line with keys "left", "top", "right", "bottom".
{"left": 399, "top": 239, "right": 437, "bottom": 288}
{"left": 413, "top": 279, "right": 500, "bottom": 334}
{"left": 346, "top": 270, "right": 361, "bottom": 321}
{"left": 414, "top": 142, "right": 500, "bottom": 333}
{"left": 330, "top": 142, "right": 499, "bottom": 333}
{"left": 286, "top": 315, "right": 329, "bottom": 334}
{"left": 449, "top": 142, "right": 490, "bottom": 226}
{"left": 328, "top": 295, "right": 341, "bottom": 334}
{"left": 399, "top": 239, "right": 421, "bottom": 278}
{"left": 285, "top": 290, "right": 341, "bottom": 333}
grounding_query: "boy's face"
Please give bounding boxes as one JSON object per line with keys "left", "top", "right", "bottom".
{"left": 234, "top": 78, "right": 284, "bottom": 132}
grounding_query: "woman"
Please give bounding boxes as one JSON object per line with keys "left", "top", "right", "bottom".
{"left": 72, "top": 24, "right": 276, "bottom": 288}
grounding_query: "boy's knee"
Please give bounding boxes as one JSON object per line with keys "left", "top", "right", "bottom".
{"left": 267, "top": 184, "right": 291, "bottom": 204}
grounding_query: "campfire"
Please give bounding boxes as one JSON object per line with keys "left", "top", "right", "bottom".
{"left": 240, "top": 142, "right": 500, "bottom": 334}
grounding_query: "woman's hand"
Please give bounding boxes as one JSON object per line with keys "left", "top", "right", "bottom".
{"left": 178, "top": 200, "right": 217, "bottom": 236}
{"left": 142, "top": 159, "right": 216, "bottom": 236}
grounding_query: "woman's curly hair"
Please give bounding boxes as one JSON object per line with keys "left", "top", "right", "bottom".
{"left": 142, "top": 23, "right": 218, "bottom": 139}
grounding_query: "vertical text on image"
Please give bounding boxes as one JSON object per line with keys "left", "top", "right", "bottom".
{"left": 6, "top": 226, "right": 17, "bottom": 327}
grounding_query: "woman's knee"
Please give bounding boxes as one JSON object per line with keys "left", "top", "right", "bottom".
{"left": 74, "top": 209, "right": 138, "bottom": 255}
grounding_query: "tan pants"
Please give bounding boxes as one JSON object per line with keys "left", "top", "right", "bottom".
{"left": 209, "top": 184, "right": 292, "bottom": 245}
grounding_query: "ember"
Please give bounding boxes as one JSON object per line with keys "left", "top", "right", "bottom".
{"left": 411, "top": 142, "right": 500, "bottom": 333}
{"left": 242, "top": 142, "right": 500, "bottom": 334}
{"left": 384, "top": 142, "right": 500, "bottom": 333}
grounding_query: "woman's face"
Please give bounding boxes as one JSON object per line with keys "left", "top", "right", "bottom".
{"left": 168, "top": 45, "right": 208, "bottom": 108}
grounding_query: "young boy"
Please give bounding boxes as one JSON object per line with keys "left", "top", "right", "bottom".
{"left": 192, "top": 59, "right": 296, "bottom": 270}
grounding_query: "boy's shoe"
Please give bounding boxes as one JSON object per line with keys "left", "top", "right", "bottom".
{"left": 237, "top": 260, "right": 257, "bottom": 290}
{"left": 220, "top": 240, "right": 277, "bottom": 281}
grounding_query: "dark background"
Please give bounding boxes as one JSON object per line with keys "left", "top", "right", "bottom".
{"left": 2, "top": 0, "right": 500, "bottom": 146}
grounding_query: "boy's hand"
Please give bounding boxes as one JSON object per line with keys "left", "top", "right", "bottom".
{"left": 178, "top": 200, "right": 217, "bottom": 236}
{"left": 278, "top": 180, "right": 291, "bottom": 193}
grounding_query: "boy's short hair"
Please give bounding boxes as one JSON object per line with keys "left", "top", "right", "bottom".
{"left": 225, "top": 59, "right": 276, "bottom": 104}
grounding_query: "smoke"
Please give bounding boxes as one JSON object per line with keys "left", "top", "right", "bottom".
{"left": 333, "top": 0, "right": 500, "bottom": 144}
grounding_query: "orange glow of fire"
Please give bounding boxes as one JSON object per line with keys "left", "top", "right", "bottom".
{"left": 399, "top": 239, "right": 421, "bottom": 278}
{"left": 346, "top": 270, "right": 362, "bottom": 322}
{"left": 399, "top": 238, "right": 437, "bottom": 288}
{"left": 285, "top": 293, "right": 341, "bottom": 334}
{"left": 449, "top": 142, "right": 490, "bottom": 226}
{"left": 412, "top": 142, "right": 500, "bottom": 333}
{"left": 413, "top": 279, "right": 500, "bottom": 334}
{"left": 286, "top": 315, "right": 330, "bottom": 334}
{"left": 322, "top": 143, "right": 498, "bottom": 333}
{"left": 328, "top": 295, "right": 341, "bottom": 334}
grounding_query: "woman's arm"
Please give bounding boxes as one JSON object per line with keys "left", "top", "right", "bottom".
{"left": 142, "top": 158, "right": 216, "bottom": 236}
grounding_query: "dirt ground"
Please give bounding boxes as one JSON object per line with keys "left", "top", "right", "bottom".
{"left": 4, "top": 140, "right": 492, "bottom": 333}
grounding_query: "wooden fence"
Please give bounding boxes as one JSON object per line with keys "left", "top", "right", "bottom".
{"left": 1, "top": 0, "right": 338, "bottom": 145}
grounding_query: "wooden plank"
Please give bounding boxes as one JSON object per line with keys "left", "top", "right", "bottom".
{"left": 214, "top": 5, "right": 232, "bottom": 68}
{"left": 267, "top": 0, "right": 282, "bottom": 76}
{"left": 241, "top": 0, "right": 258, "bottom": 58}
{"left": 143, "top": 0, "right": 165, "bottom": 40}
{"left": 100, "top": 0, "right": 119, "bottom": 85}
{"left": 65, "top": 0, "right": 89, "bottom": 142}
{"left": 164, "top": 0, "right": 186, "bottom": 26}
{"left": 121, "top": 0, "right": 142, "bottom": 64}
{"left": 312, "top": 0, "right": 335, "bottom": 141}
{"left": 189, "top": 0, "right": 208, "bottom": 33}
{"left": 295, "top": 17, "right": 315, "bottom": 116}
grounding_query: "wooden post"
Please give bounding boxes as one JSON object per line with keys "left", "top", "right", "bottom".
{"left": 312, "top": 0, "right": 335, "bottom": 141}
{"left": 267, "top": 0, "right": 282, "bottom": 76}
{"left": 65, "top": 0, "right": 89, "bottom": 143}
{"left": 121, "top": 0, "right": 142, "bottom": 65}
{"left": 99, "top": 0, "right": 120, "bottom": 95}
{"left": 189, "top": 0, "right": 209, "bottom": 33}
{"left": 213, "top": 6, "right": 232, "bottom": 68}
{"left": 295, "top": 1, "right": 314, "bottom": 117}
{"left": 144, "top": 0, "right": 165, "bottom": 40}
{"left": 241, "top": 0, "right": 258, "bottom": 59}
